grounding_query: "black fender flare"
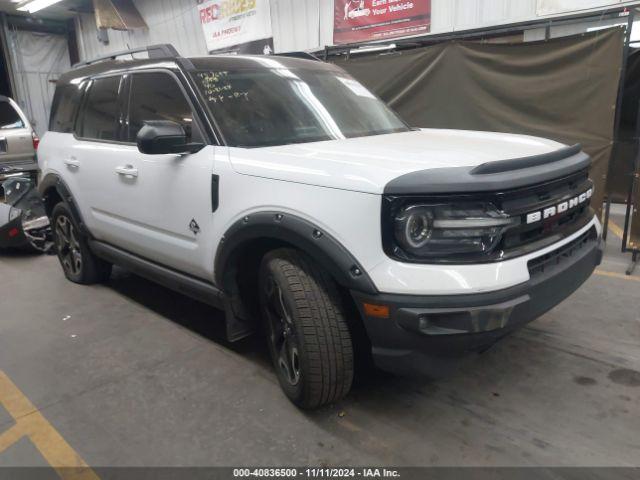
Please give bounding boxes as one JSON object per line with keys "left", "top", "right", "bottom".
{"left": 38, "top": 173, "right": 90, "bottom": 236}
{"left": 214, "top": 211, "right": 379, "bottom": 295}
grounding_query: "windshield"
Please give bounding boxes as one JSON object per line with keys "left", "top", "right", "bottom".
{"left": 191, "top": 66, "right": 409, "bottom": 147}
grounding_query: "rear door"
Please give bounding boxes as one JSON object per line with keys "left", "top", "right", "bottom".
{"left": 0, "top": 99, "right": 35, "bottom": 170}
{"left": 65, "top": 74, "right": 128, "bottom": 237}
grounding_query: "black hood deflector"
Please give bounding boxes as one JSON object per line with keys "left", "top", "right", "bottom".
{"left": 384, "top": 144, "right": 590, "bottom": 195}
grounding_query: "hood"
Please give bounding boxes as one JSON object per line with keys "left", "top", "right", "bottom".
{"left": 227, "top": 128, "right": 565, "bottom": 195}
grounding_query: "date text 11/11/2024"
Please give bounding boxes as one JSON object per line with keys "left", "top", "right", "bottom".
{"left": 232, "top": 468, "right": 401, "bottom": 478}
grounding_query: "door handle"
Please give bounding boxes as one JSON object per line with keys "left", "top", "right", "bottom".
{"left": 64, "top": 158, "right": 80, "bottom": 169}
{"left": 115, "top": 165, "right": 138, "bottom": 178}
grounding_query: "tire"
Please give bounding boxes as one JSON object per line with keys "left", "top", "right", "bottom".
{"left": 51, "top": 202, "right": 111, "bottom": 284}
{"left": 259, "top": 248, "right": 354, "bottom": 409}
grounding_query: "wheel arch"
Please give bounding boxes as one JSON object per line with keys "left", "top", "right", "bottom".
{"left": 38, "top": 173, "right": 89, "bottom": 236}
{"left": 214, "top": 211, "right": 378, "bottom": 297}
{"left": 214, "top": 212, "right": 376, "bottom": 356}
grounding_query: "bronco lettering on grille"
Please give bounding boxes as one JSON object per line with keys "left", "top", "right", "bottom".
{"left": 526, "top": 187, "right": 593, "bottom": 225}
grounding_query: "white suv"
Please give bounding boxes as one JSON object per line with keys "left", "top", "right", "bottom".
{"left": 38, "top": 45, "right": 602, "bottom": 409}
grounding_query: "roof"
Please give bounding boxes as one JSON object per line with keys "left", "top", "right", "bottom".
{"left": 58, "top": 54, "right": 337, "bottom": 87}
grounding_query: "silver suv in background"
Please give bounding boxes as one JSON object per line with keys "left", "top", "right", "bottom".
{"left": 0, "top": 96, "right": 39, "bottom": 181}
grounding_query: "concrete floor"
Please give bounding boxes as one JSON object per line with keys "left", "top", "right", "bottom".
{"left": 0, "top": 212, "right": 639, "bottom": 468}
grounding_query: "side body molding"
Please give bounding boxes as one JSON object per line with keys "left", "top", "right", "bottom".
{"left": 214, "top": 211, "right": 378, "bottom": 295}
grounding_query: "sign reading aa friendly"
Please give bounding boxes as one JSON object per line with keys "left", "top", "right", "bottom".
{"left": 198, "top": 0, "right": 273, "bottom": 53}
{"left": 334, "top": 0, "right": 432, "bottom": 45}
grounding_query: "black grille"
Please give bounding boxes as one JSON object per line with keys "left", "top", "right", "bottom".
{"left": 527, "top": 226, "right": 597, "bottom": 277}
{"left": 494, "top": 169, "right": 593, "bottom": 259}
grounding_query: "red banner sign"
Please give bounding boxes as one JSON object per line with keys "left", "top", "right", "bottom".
{"left": 334, "top": 0, "right": 431, "bottom": 45}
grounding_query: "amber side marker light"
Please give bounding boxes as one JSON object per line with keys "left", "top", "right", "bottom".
{"left": 363, "top": 303, "right": 390, "bottom": 319}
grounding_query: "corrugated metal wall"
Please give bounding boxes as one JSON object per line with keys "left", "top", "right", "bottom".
{"left": 431, "top": 0, "right": 535, "bottom": 34}
{"left": 70, "top": 0, "right": 640, "bottom": 58}
{"left": 77, "top": 0, "right": 540, "bottom": 59}
{"left": 76, "top": 0, "right": 208, "bottom": 60}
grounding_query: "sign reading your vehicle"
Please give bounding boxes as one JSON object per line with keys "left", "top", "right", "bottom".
{"left": 333, "top": 0, "right": 432, "bottom": 45}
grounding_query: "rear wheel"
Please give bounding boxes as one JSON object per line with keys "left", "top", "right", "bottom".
{"left": 51, "top": 202, "right": 111, "bottom": 284}
{"left": 259, "top": 248, "right": 354, "bottom": 409}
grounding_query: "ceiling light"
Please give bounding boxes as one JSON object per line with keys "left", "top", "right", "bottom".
{"left": 17, "top": 0, "right": 64, "bottom": 13}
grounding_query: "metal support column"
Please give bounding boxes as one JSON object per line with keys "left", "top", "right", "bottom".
{"left": 604, "top": 8, "right": 635, "bottom": 243}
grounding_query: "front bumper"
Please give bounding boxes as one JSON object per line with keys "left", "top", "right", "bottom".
{"left": 351, "top": 226, "right": 602, "bottom": 377}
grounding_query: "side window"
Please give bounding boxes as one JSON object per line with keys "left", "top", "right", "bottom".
{"left": 0, "top": 102, "right": 25, "bottom": 130}
{"left": 49, "top": 84, "right": 82, "bottom": 133}
{"left": 127, "top": 72, "right": 202, "bottom": 143}
{"left": 79, "top": 76, "right": 121, "bottom": 141}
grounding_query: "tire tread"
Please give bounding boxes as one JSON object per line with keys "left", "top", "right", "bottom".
{"left": 264, "top": 248, "right": 354, "bottom": 409}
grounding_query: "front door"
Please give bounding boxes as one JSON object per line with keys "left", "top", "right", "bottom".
{"left": 80, "top": 70, "right": 215, "bottom": 280}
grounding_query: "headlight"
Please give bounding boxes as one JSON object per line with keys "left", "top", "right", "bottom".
{"left": 399, "top": 207, "right": 433, "bottom": 249}
{"left": 393, "top": 203, "right": 519, "bottom": 260}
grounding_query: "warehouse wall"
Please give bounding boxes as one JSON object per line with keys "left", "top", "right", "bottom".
{"left": 74, "top": 0, "right": 640, "bottom": 60}
{"left": 76, "top": 0, "right": 207, "bottom": 60}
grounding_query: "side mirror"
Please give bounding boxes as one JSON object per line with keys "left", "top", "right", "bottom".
{"left": 136, "top": 120, "right": 205, "bottom": 155}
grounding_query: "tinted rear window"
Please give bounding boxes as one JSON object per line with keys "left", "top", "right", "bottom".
{"left": 0, "top": 102, "right": 25, "bottom": 130}
{"left": 50, "top": 84, "right": 82, "bottom": 133}
{"left": 79, "top": 76, "right": 121, "bottom": 141}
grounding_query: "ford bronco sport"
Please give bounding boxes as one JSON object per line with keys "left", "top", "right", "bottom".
{"left": 38, "top": 45, "right": 602, "bottom": 409}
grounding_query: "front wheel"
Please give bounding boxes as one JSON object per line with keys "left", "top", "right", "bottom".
{"left": 51, "top": 202, "right": 111, "bottom": 284}
{"left": 259, "top": 248, "right": 354, "bottom": 409}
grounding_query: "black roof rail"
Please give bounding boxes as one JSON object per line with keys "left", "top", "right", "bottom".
{"left": 274, "top": 51, "right": 321, "bottom": 62}
{"left": 73, "top": 44, "right": 180, "bottom": 69}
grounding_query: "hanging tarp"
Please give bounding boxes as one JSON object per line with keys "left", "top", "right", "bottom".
{"left": 331, "top": 28, "right": 625, "bottom": 216}
{"left": 5, "top": 29, "right": 70, "bottom": 137}
{"left": 606, "top": 48, "right": 640, "bottom": 204}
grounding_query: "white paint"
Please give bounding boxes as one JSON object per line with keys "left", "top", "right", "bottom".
{"left": 40, "top": 132, "right": 216, "bottom": 279}
{"left": 228, "top": 128, "right": 562, "bottom": 194}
